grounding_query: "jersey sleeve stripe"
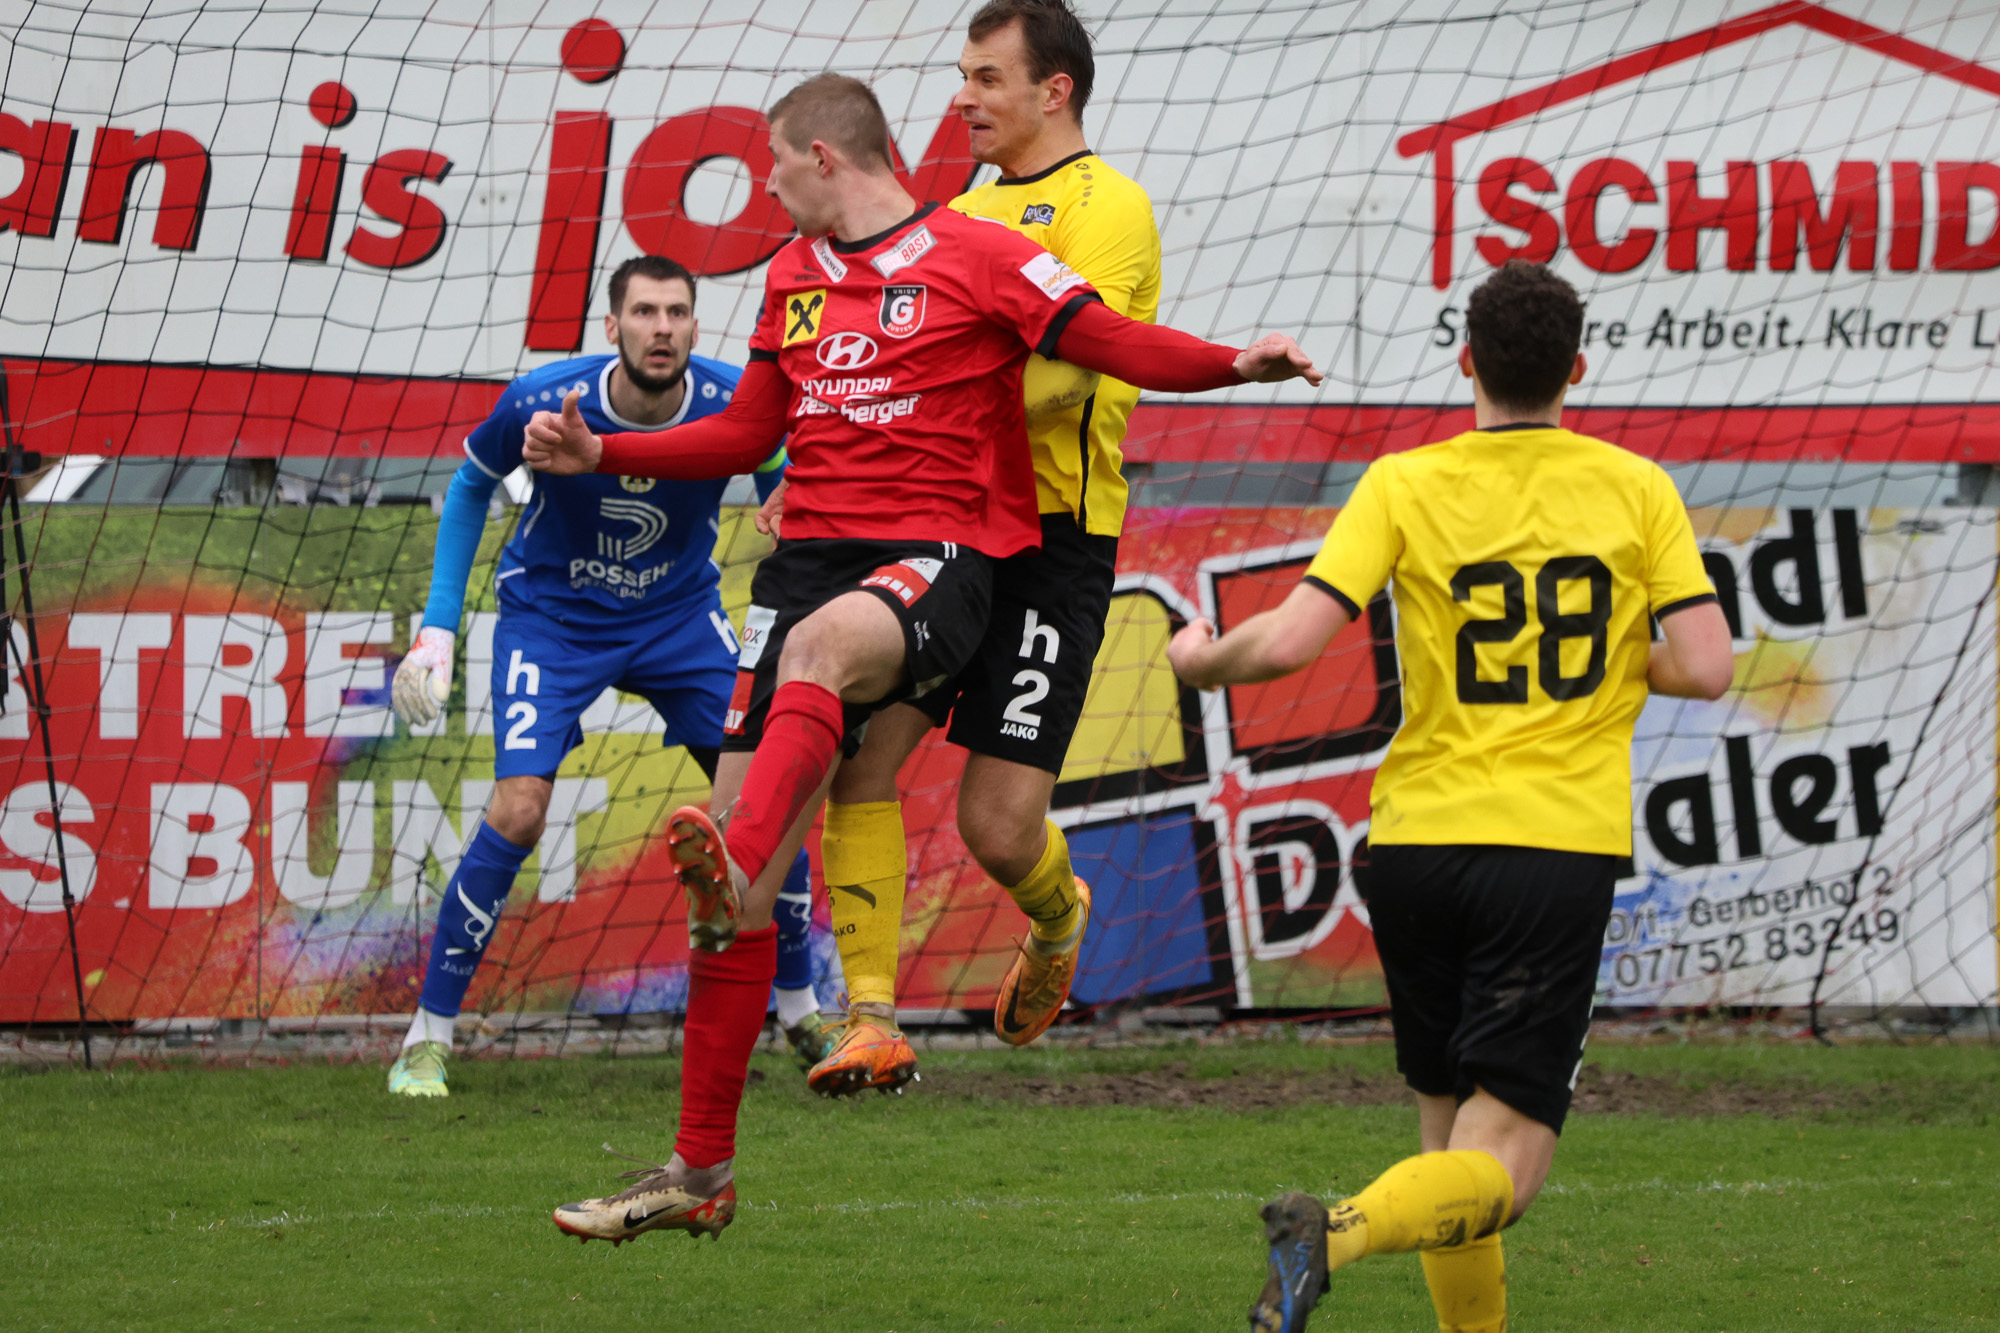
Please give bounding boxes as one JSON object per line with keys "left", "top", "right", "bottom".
{"left": 1654, "top": 591, "right": 1720, "bottom": 619}
{"left": 1302, "top": 574, "right": 1363, "bottom": 619}
{"left": 460, "top": 435, "right": 507, "bottom": 480}
{"left": 1035, "top": 291, "right": 1103, "bottom": 359}
{"left": 747, "top": 348, "right": 779, "bottom": 363}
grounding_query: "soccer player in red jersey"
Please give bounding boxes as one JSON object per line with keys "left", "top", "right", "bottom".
{"left": 525, "top": 72, "right": 1318, "bottom": 1246}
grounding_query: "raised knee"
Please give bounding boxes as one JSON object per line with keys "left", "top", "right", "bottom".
{"left": 959, "top": 806, "right": 1044, "bottom": 885}
{"left": 776, "top": 623, "right": 824, "bottom": 674}
{"left": 777, "top": 629, "right": 850, "bottom": 698}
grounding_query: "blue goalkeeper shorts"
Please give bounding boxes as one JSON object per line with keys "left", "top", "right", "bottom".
{"left": 488, "top": 596, "right": 738, "bottom": 780}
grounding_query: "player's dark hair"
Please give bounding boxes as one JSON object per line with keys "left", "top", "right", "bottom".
{"left": 768, "top": 73, "right": 895, "bottom": 172}
{"left": 608, "top": 255, "right": 696, "bottom": 313}
{"left": 1465, "top": 261, "right": 1584, "bottom": 415}
{"left": 967, "top": 0, "right": 1096, "bottom": 119}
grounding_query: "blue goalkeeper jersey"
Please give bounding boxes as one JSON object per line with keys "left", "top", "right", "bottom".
{"left": 454, "top": 352, "right": 775, "bottom": 629}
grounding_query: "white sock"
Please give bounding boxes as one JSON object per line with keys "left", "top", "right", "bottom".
{"left": 402, "top": 1007, "right": 456, "bottom": 1050}
{"left": 774, "top": 986, "right": 819, "bottom": 1028}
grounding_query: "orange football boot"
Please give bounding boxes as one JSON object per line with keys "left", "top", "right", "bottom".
{"left": 805, "top": 1003, "right": 919, "bottom": 1096}
{"left": 665, "top": 805, "right": 743, "bottom": 953}
{"left": 992, "top": 877, "right": 1091, "bottom": 1046}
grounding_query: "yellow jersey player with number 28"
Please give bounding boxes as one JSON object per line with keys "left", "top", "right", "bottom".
{"left": 804, "top": 0, "right": 1163, "bottom": 1094}
{"left": 1167, "top": 262, "right": 1735, "bottom": 1333}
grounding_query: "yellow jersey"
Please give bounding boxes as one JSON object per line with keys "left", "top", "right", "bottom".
{"left": 951, "top": 150, "right": 1161, "bottom": 537}
{"left": 1304, "top": 426, "right": 1716, "bottom": 856}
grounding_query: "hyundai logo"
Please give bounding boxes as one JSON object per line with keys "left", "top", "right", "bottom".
{"left": 816, "top": 331, "right": 879, "bottom": 369}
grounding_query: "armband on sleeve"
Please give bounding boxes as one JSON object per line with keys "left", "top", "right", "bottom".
{"left": 753, "top": 445, "right": 788, "bottom": 502}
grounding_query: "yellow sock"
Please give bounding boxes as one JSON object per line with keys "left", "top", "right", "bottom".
{"left": 1322, "top": 1150, "right": 1514, "bottom": 1270}
{"left": 1003, "top": 820, "right": 1081, "bottom": 946}
{"left": 820, "top": 801, "right": 905, "bottom": 1010}
{"left": 1421, "top": 1233, "right": 1506, "bottom": 1332}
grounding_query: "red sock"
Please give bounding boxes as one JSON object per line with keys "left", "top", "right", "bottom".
{"left": 729, "top": 680, "right": 845, "bottom": 885}
{"left": 675, "top": 924, "right": 778, "bottom": 1169}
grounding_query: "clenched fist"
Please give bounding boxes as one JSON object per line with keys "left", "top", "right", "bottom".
{"left": 522, "top": 388, "right": 602, "bottom": 475}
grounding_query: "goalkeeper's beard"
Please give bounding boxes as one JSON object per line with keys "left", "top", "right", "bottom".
{"left": 619, "top": 347, "right": 688, "bottom": 398}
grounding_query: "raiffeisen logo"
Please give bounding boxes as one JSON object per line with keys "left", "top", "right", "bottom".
{"left": 1397, "top": 1, "right": 2000, "bottom": 297}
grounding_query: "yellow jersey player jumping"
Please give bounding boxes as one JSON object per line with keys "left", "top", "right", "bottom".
{"left": 792, "top": 0, "right": 1163, "bottom": 1092}
{"left": 1166, "top": 261, "right": 1734, "bottom": 1333}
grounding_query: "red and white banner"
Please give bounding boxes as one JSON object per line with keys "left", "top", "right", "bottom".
{"left": 0, "top": 3, "right": 1996, "bottom": 1021}
{"left": 0, "top": 3, "right": 1997, "bottom": 457}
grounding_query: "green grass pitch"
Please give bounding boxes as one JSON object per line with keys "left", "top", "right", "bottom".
{"left": 3, "top": 1040, "right": 1994, "bottom": 1330}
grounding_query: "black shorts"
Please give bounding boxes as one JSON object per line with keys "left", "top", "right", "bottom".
{"left": 722, "top": 537, "right": 993, "bottom": 753}
{"left": 1358, "top": 843, "right": 1617, "bottom": 1134}
{"left": 911, "top": 514, "right": 1118, "bottom": 774}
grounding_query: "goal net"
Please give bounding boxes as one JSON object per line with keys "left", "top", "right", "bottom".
{"left": 1, "top": 0, "right": 1995, "bottom": 1051}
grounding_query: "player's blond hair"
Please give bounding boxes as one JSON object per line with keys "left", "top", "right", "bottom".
{"left": 768, "top": 74, "right": 895, "bottom": 173}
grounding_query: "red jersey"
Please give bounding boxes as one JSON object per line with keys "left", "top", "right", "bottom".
{"left": 747, "top": 204, "right": 1098, "bottom": 558}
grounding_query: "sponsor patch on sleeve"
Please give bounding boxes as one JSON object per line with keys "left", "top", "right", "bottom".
{"left": 1018, "top": 250, "right": 1089, "bottom": 301}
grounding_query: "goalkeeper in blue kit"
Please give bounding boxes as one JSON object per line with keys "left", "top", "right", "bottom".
{"left": 386, "top": 256, "right": 825, "bottom": 1096}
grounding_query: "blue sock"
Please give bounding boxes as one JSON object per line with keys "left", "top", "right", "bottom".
{"left": 772, "top": 850, "right": 814, "bottom": 1007}
{"left": 417, "top": 822, "right": 534, "bottom": 1019}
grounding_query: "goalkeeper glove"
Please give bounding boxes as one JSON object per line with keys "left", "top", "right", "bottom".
{"left": 393, "top": 625, "right": 455, "bottom": 726}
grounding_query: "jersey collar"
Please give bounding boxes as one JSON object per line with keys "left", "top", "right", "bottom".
{"left": 996, "top": 149, "right": 1094, "bottom": 186}
{"left": 827, "top": 201, "right": 941, "bottom": 255}
{"left": 1475, "top": 421, "right": 1558, "bottom": 433}
{"left": 597, "top": 356, "right": 695, "bottom": 433}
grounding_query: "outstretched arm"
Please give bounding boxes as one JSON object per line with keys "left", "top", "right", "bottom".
{"left": 1050, "top": 299, "right": 1322, "bottom": 394}
{"left": 524, "top": 358, "right": 792, "bottom": 479}
{"left": 1166, "top": 582, "right": 1353, "bottom": 690}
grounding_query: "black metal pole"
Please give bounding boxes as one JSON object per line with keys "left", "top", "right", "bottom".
{"left": 0, "top": 382, "right": 91, "bottom": 1068}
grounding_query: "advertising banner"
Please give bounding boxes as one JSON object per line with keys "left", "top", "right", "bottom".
{"left": 1, "top": 4, "right": 1996, "bottom": 1021}
{"left": 0, "top": 3, "right": 1997, "bottom": 460}
{"left": 1611, "top": 506, "right": 1998, "bottom": 1008}
{"left": 3, "top": 501, "right": 1990, "bottom": 1021}
{"left": 0, "top": 507, "right": 728, "bottom": 1022}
